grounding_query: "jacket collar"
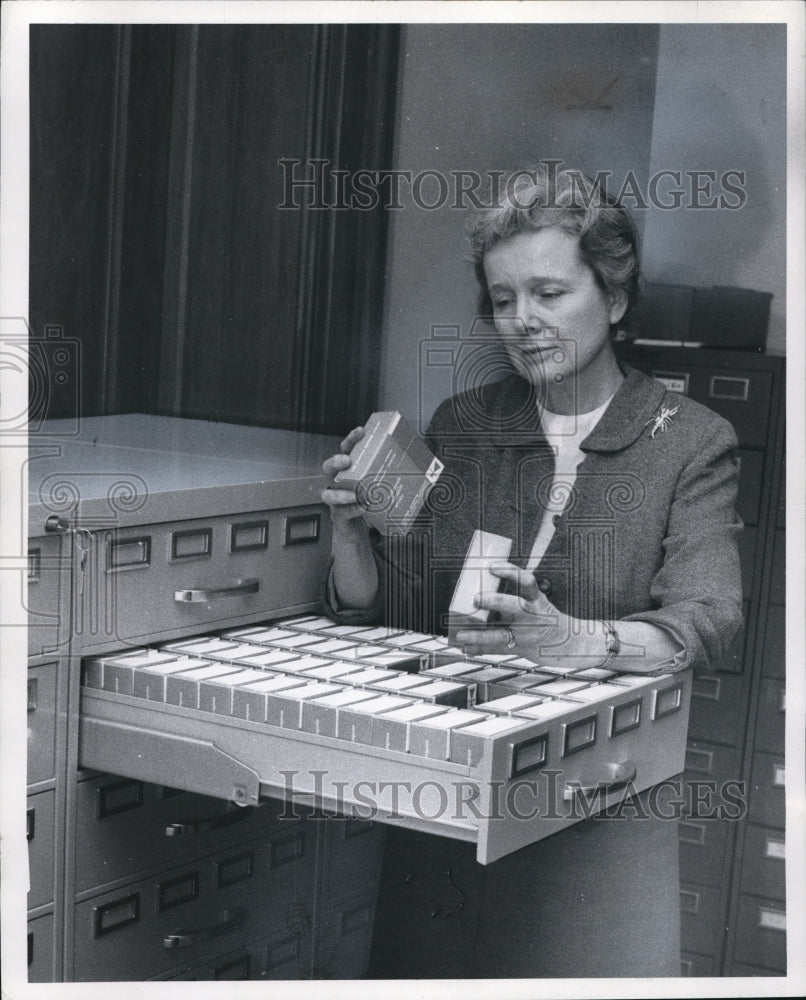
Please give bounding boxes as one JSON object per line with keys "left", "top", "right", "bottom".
{"left": 488, "top": 365, "right": 666, "bottom": 453}
{"left": 581, "top": 365, "right": 667, "bottom": 453}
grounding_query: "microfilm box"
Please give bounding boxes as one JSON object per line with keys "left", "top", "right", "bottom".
{"left": 447, "top": 529, "right": 512, "bottom": 641}
{"left": 334, "top": 411, "right": 444, "bottom": 533}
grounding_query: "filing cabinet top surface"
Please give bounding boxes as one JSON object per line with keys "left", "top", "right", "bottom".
{"left": 28, "top": 415, "right": 340, "bottom": 533}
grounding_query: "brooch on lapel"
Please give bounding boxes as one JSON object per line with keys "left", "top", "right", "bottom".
{"left": 646, "top": 402, "right": 680, "bottom": 439}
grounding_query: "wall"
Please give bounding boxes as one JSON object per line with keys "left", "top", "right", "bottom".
{"left": 378, "top": 23, "right": 660, "bottom": 430}
{"left": 379, "top": 22, "right": 788, "bottom": 430}
{"left": 641, "top": 24, "right": 787, "bottom": 355}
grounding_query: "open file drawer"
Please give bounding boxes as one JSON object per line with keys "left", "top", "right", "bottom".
{"left": 78, "top": 616, "right": 692, "bottom": 865}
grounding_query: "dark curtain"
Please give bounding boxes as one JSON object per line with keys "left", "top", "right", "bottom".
{"left": 29, "top": 23, "right": 400, "bottom": 434}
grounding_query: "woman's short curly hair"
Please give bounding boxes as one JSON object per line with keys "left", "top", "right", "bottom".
{"left": 467, "top": 164, "right": 640, "bottom": 326}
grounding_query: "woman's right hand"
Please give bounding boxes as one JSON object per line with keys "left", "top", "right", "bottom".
{"left": 322, "top": 427, "right": 379, "bottom": 611}
{"left": 321, "top": 426, "right": 369, "bottom": 538}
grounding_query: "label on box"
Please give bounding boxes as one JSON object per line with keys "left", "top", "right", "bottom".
{"left": 334, "top": 411, "right": 443, "bottom": 533}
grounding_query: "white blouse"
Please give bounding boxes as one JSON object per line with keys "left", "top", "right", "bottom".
{"left": 525, "top": 393, "right": 616, "bottom": 572}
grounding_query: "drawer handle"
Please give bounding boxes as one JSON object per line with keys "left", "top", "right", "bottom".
{"left": 563, "top": 760, "right": 637, "bottom": 801}
{"left": 174, "top": 579, "right": 259, "bottom": 603}
{"left": 27, "top": 678, "right": 38, "bottom": 712}
{"left": 163, "top": 906, "right": 246, "bottom": 948}
{"left": 165, "top": 806, "right": 253, "bottom": 837}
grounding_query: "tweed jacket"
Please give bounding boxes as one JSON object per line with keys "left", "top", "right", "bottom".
{"left": 325, "top": 365, "right": 744, "bottom": 673}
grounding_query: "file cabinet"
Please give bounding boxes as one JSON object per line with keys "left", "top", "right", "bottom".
{"left": 25, "top": 413, "right": 697, "bottom": 981}
{"left": 26, "top": 525, "right": 71, "bottom": 982}
{"left": 616, "top": 345, "right": 786, "bottom": 976}
{"left": 25, "top": 353, "right": 786, "bottom": 981}
{"left": 26, "top": 416, "right": 369, "bottom": 982}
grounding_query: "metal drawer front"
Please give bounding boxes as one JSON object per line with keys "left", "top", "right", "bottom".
{"left": 679, "top": 881, "right": 724, "bottom": 957}
{"left": 314, "top": 888, "right": 378, "bottom": 980}
{"left": 689, "top": 368, "right": 773, "bottom": 448}
{"left": 631, "top": 359, "right": 772, "bottom": 446}
{"left": 769, "top": 528, "right": 785, "bottom": 605}
{"left": 754, "top": 679, "right": 785, "bottom": 755}
{"left": 678, "top": 740, "right": 742, "bottom": 892}
{"left": 735, "top": 448, "right": 764, "bottom": 526}
{"left": 734, "top": 894, "right": 787, "bottom": 973}
{"left": 683, "top": 739, "right": 740, "bottom": 787}
{"left": 761, "top": 604, "right": 785, "bottom": 679}
{"left": 677, "top": 814, "right": 731, "bottom": 890}
{"left": 27, "top": 534, "right": 70, "bottom": 657}
{"left": 74, "top": 775, "right": 287, "bottom": 892}
{"left": 78, "top": 623, "right": 693, "bottom": 865}
{"left": 73, "top": 827, "right": 314, "bottom": 981}
{"left": 748, "top": 752, "right": 786, "bottom": 828}
{"left": 27, "top": 789, "right": 56, "bottom": 909}
{"left": 27, "top": 913, "right": 56, "bottom": 983}
{"left": 77, "top": 506, "right": 331, "bottom": 650}
{"left": 688, "top": 669, "right": 746, "bottom": 747}
{"left": 27, "top": 662, "right": 58, "bottom": 785}
{"left": 159, "top": 929, "right": 312, "bottom": 981}
{"left": 322, "top": 817, "right": 386, "bottom": 902}
{"left": 739, "top": 824, "right": 786, "bottom": 901}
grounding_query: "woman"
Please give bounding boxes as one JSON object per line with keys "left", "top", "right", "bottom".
{"left": 321, "top": 165, "right": 743, "bottom": 977}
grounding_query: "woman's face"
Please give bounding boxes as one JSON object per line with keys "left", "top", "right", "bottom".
{"left": 483, "top": 227, "right": 627, "bottom": 408}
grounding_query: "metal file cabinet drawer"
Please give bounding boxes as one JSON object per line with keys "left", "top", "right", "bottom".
{"left": 159, "top": 948, "right": 255, "bottom": 981}
{"left": 688, "top": 668, "right": 746, "bottom": 747}
{"left": 677, "top": 813, "right": 731, "bottom": 890}
{"left": 683, "top": 739, "right": 741, "bottom": 788}
{"left": 689, "top": 368, "right": 773, "bottom": 448}
{"left": 315, "top": 887, "right": 378, "bottom": 980}
{"left": 27, "top": 789, "right": 56, "bottom": 909}
{"left": 754, "top": 679, "right": 785, "bottom": 755}
{"left": 28, "top": 912, "right": 56, "bottom": 983}
{"left": 78, "top": 506, "right": 331, "bottom": 650}
{"left": 27, "top": 662, "right": 58, "bottom": 785}
{"left": 369, "top": 828, "right": 482, "bottom": 978}
{"left": 735, "top": 448, "right": 764, "bottom": 526}
{"left": 748, "top": 752, "right": 785, "bottom": 828}
{"left": 769, "top": 528, "right": 785, "bottom": 606}
{"left": 74, "top": 775, "right": 287, "bottom": 893}
{"left": 740, "top": 824, "right": 786, "bottom": 901}
{"left": 73, "top": 823, "right": 315, "bottom": 981}
{"left": 321, "top": 817, "right": 386, "bottom": 902}
{"left": 733, "top": 894, "right": 786, "bottom": 973}
{"left": 636, "top": 362, "right": 773, "bottom": 446}
{"left": 27, "top": 534, "right": 70, "bottom": 657}
{"left": 762, "top": 603, "right": 785, "bottom": 679}
{"left": 679, "top": 881, "right": 724, "bottom": 957}
{"left": 159, "top": 929, "right": 312, "bottom": 980}
{"left": 79, "top": 660, "right": 693, "bottom": 865}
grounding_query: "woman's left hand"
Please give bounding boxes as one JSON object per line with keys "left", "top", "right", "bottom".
{"left": 454, "top": 562, "right": 574, "bottom": 663}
